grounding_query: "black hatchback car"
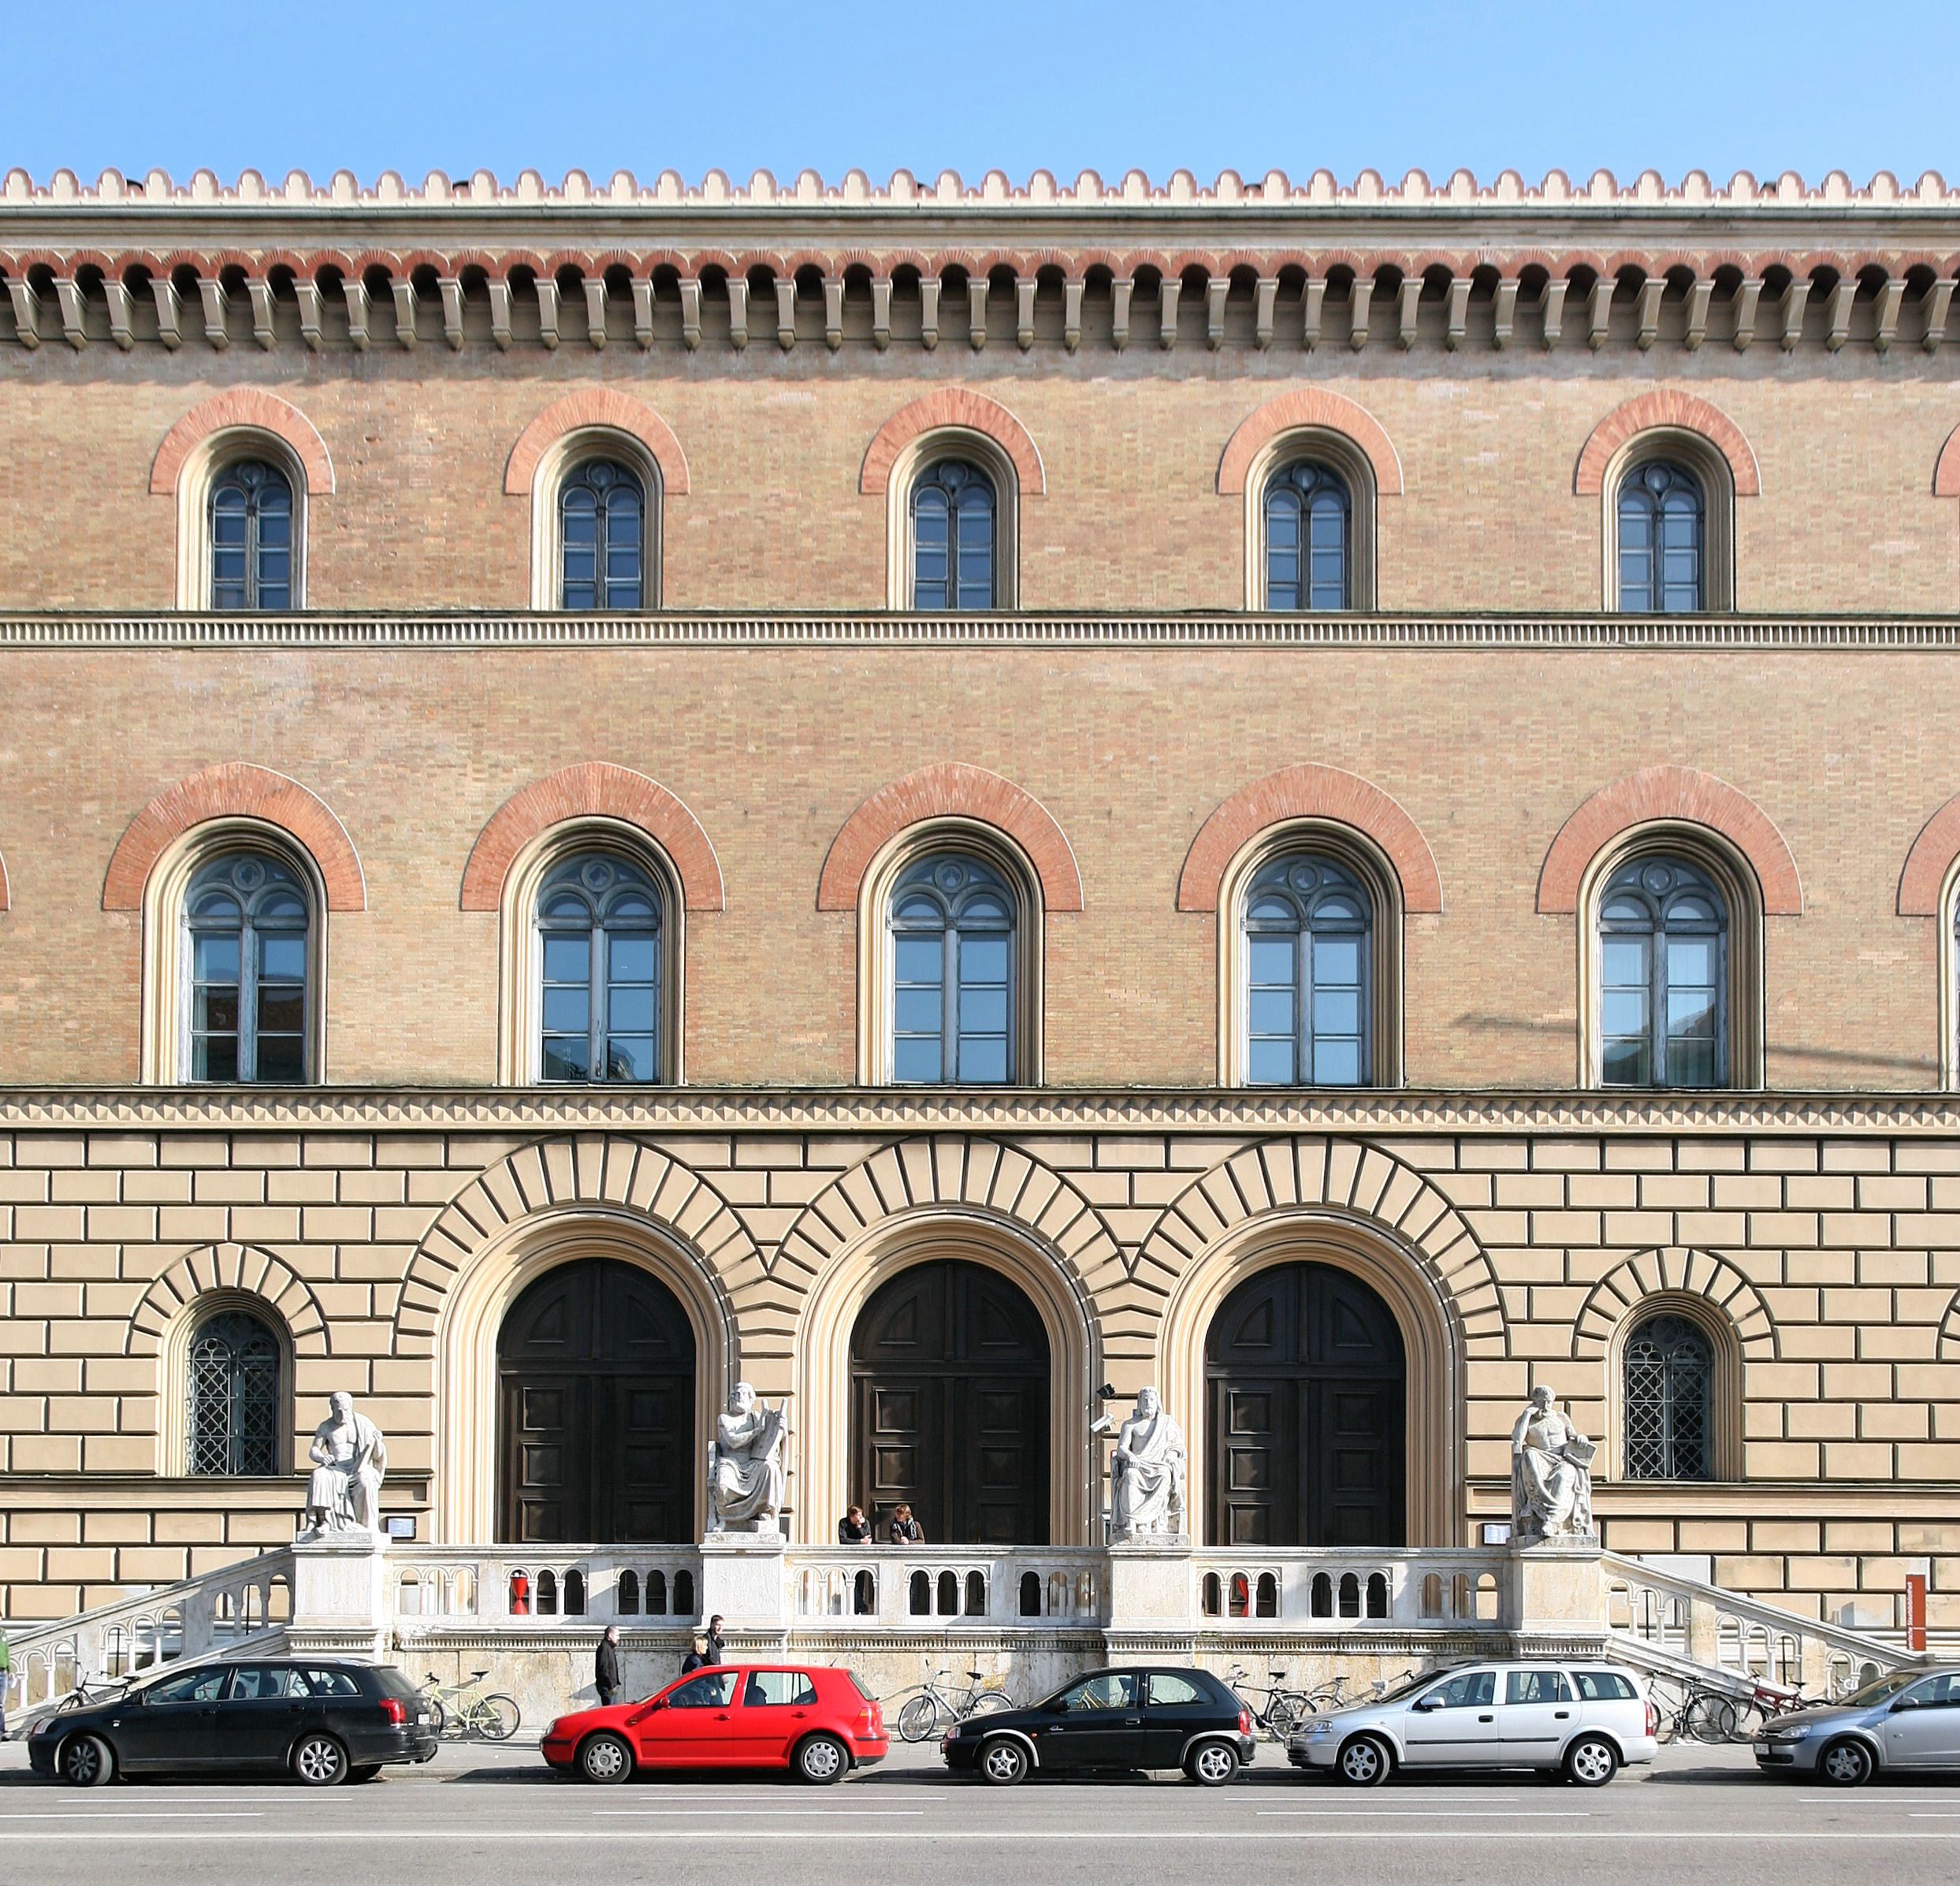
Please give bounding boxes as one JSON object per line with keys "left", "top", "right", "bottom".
{"left": 942, "top": 1665, "right": 1254, "bottom": 1786}
{"left": 29, "top": 1657, "right": 440, "bottom": 1787}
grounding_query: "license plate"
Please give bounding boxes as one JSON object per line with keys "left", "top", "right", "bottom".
{"left": 1752, "top": 1743, "right": 1769, "bottom": 1755}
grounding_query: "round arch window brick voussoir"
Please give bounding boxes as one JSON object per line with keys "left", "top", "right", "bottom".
{"left": 1573, "top": 391, "right": 1761, "bottom": 498}
{"left": 859, "top": 389, "right": 1045, "bottom": 497}
{"left": 1536, "top": 767, "right": 1802, "bottom": 916}
{"left": 503, "top": 389, "right": 690, "bottom": 497}
{"left": 1177, "top": 764, "right": 1442, "bottom": 913}
{"left": 1216, "top": 388, "right": 1404, "bottom": 498}
{"left": 817, "top": 764, "right": 1082, "bottom": 913}
{"left": 150, "top": 389, "right": 336, "bottom": 498}
{"left": 102, "top": 763, "right": 366, "bottom": 912}
{"left": 460, "top": 764, "right": 724, "bottom": 913}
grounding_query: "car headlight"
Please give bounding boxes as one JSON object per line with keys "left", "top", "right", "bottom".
{"left": 1304, "top": 1720, "right": 1334, "bottom": 1738}
{"left": 1767, "top": 1723, "right": 1817, "bottom": 1741}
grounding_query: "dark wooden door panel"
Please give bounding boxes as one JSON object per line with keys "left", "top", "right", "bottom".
{"left": 497, "top": 1258, "right": 696, "bottom": 1545}
{"left": 1206, "top": 1263, "right": 1406, "bottom": 1549}
{"left": 850, "top": 1259, "right": 1049, "bottom": 1546}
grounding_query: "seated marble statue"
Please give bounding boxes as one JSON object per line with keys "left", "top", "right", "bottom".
{"left": 1108, "top": 1387, "right": 1187, "bottom": 1541}
{"left": 1510, "top": 1386, "right": 1596, "bottom": 1541}
{"left": 299, "top": 1391, "right": 387, "bottom": 1538}
{"left": 708, "top": 1382, "right": 787, "bottom": 1534}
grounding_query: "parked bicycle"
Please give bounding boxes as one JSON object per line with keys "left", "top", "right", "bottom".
{"left": 419, "top": 1668, "right": 520, "bottom": 1741}
{"left": 895, "top": 1666, "right": 1013, "bottom": 1743}
{"left": 1649, "top": 1676, "right": 1752, "bottom": 1744}
{"left": 1224, "top": 1663, "right": 1311, "bottom": 1740}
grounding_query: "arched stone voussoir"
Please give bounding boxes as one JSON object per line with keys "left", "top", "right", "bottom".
{"left": 126, "top": 1244, "right": 331, "bottom": 1357}
{"left": 1940, "top": 1289, "right": 1960, "bottom": 1360}
{"left": 390, "top": 1135, "right": 756, "bottom": 1360}
{"left": 1136, "top": 1136, "right": 1512, "bottom": 1356}
{"left": 1571, "top": 1247, "right": 1779, "bottom": 1360}
{"left": 773, "top": 1135, "right": 1122, "bottom": 1296}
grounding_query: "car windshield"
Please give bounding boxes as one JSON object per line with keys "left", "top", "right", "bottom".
{"left": 1376, "top": 1669, "right": 1442, "bottom": 1704}
{"left": 1840, "top": 1671, "right": 1930, "bottom": 1707}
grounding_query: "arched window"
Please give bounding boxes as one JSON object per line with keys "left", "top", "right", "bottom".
{"left": 1242, "top": 854, "right": 1371, "bottom": 1086}
{"left": 186, "top": 1308, "right": 281, "bottom": 1477}
{"left": 559, "top": 459, "right": 645, "bottom": 610}
{"left": 909, "top": 459, "right": 997, "bottom": 609}
{"left": 887, "top": 853, "right": 1016, "bottom": 1084}
{"left": 1623, "top": 1311, "right": 1715, "bottom": 1481}
{"left": 184, "top": 853, "right": 311, "bottom": 1082}
{"left": 1263, "top": 461, "right": 1352, "bottom": 610}
{"left": 1616, "top": 461, "right": 1705, "bottom": 612}
{"left": 209, "top": 459, "right": 294, "bottom": 610}
{"left": 1597, "top": 856, "right": 1728, "bottom": 1088}
{"left": 536, "top": 852, "right": 663, "bottom": 1082}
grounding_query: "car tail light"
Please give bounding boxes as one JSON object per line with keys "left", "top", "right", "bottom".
{"left": 1239, "top": 1707, "right": 1252, "bottom": 1736}
{"left": 378, "top": 1697, "right": 407, "bottom": 1726}
{"left": 1645, "top": 1700, "right": 1659, "bottom": 1738}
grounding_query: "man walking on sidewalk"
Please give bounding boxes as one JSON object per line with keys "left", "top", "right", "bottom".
{"left": 595, "top": 1626, "right": 622, "bottom": 1709}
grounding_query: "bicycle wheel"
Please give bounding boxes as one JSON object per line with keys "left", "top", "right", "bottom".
{"left": 965, "top": 1691, "right": 1013, "bottom": 1720}
{"left": 475, "top": 1694, "right": 520, "bottom": 1742}
{"left": 1686, "top": 1693, "right": 1738, "bottom": 1743}
{"left": 898, "top": 1694, "right": 942, "bottom": 1743}
{"left": 1267, "top": 1693, "right": 1309, "bottom": 1739}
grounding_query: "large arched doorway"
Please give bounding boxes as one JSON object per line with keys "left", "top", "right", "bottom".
{"left": 1206, "top": 1261, "right": 1405, "bottom": 1548}
{"left": 497, "top": 1257, "right": 695, "bottom": 1543}
{"left": 850, "top": 1258, "right": 1050, "bottom": 1545}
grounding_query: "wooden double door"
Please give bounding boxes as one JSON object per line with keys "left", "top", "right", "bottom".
{"left": 497, "top": 1258, "right": 695, "bottom": 1544}
{"left": 1207, "top": 1261, "right": 1405, "bottom": 1548}
{"left": 850, "top": 1259, "right": 1050, "bottom": 1546}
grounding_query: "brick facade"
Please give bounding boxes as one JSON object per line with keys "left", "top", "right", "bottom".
{"left": 2, "top": 169, "right": 1958, "bottom": 1633}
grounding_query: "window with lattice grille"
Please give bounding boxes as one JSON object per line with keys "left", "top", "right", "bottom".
{"left": 187, "top": 1310, "right": 281, "bottom": 1477}
{"left": 1622, "top": 1312, "right": 1713, "bottom": 1481}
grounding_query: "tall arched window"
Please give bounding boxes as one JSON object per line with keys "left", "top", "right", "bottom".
{"left": 209, "top": 459, "right": 294, "bottom": 610}
{"left": 1623, "top": 1311, "right": 1714, "bottom": 1481}
{"left": 1597, "top": 856, "right": 1728, "bottom": 1088}
{"left": 560, "top": 459, "right": 645, "bottom": 609}
{"left": 1616, "top": 461, "right": 1704, "bottom": 612}
{"left": 1242, "top": 854, "right": 1371, "bottom": 1086}
{"left": 536, "top": 852, "right": 662, "bottom": 1082}
{"left": 888, "top": 853, "right": 1016, "bottom": 1084}
{"left": 1263, "top": 460, "right": 1352, "bottom": 610}
{"left": 184, "top": 853, "right": 311, "bottom": 1083}
{"left": 186, "top": 1308, "right": 282, "bottom": 1477}
{"left": 910, "top": 459, "right": 997, "bottom": 609}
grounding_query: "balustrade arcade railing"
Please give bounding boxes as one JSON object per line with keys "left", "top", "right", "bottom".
{"left": 788, "top": 1547, "right": 1104, "bottom": 1627}
{"left": 390, "top": 1546, "right": 703, "bottom": 1627}
{"left": 1192, "top": 1549, "right": 1510, "bottom": 1630}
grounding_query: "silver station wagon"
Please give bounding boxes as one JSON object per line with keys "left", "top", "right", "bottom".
{"left": 1287, "top": 1661, "right": 1658, "bottom": 1787}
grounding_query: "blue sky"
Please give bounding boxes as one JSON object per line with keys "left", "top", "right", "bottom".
{"left": 6, "top": 2, "right": 1958, "bottom": 188}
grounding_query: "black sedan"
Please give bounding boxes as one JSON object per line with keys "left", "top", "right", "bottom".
{"left": 942, "top": 1665, "right": 1255, "bottom": 1786}
{"left": 28, "top": 1656, "right": 440, "bottom": 1787}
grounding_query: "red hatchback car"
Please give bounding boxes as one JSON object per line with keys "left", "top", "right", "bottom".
{"left": 543, "top": 1664, "right": 888, "bottom": 1785}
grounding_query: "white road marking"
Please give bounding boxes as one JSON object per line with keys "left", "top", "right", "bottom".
{"left": 594, "top": 1807, "right": 926, "bottom": 1817}
{"left": 6, "top": 1827, "right": 1960, "bottom": 1843}
{"left": 1257, "top": 1809, "right": 1590, "bottom": 1818}
{"left": 0, "top": 1811, "right": 266, "bottom": 1821}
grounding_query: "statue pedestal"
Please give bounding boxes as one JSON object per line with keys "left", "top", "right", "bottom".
{"left": 698, "top": 1533, "right": 789, "bottom": 1645}
{"left": 289, "top": 1535, "right": 389, "bottom": 1654}
{"left": 1105, "top": 1538, "right": 1196, "bottom": 1650}
{"left": 1506, "top": 1537, "right": 1608, "bottom": 1650}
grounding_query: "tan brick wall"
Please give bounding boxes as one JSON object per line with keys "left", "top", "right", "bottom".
{"left": 0, "top": 639, "right": 1957, "bottom": 1088}
{"left": 1, "top": 357, "right": 1957, "bottom": 616}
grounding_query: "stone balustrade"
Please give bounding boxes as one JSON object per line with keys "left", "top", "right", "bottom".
{"left": 787, "top": 1546, "right": 1104, "bottom": 1627}
{"left": 389, "top": 1546, "right": 705, "bottom": 1627}
{"left": 1192, "top": 1547, "right": 1510, "bottom": 1631}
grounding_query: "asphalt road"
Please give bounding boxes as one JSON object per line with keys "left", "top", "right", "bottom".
{"left": 5, "top": 1735, "right": 1960, "bottom": 1886}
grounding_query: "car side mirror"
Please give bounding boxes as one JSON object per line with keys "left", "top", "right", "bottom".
{"left": 1411, "top": 1696, "right": 1441, "bottom": 1713}
{"left": 628, "top": 1701, "right": 663, "bottom": 1724}
{"left": 1889, "top": 1698, "right": 1918, "bottom": 1713}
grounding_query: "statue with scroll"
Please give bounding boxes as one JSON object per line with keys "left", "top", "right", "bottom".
{"left": 708, "top": 1382, "right": 787, "bottom": 1534}
{"left": 1510, "top": 1386, "right": 1597, "bottom": 1542}
{"left": 1106, "top": 1387, "right": 1188, "bottom": 1542}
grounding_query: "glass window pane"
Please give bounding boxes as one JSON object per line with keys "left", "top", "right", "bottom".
{"left": 894, "top": 936, "right": 943, "bottom": 986}
{"left": 195, "top": 934, "right": 241, "bottom": 983}
{"left": 541, "top": 987, "right": 589, "bottom": 1035}
{"left": 541, "top": 1040, "right": 589, "bottom": 1081}
{"left": 603, "top": 1036, "right": 656, "bottom": 1082}
{"left": 1248, "top": 988, "right": 1294, "bottom": 1037}
{"left": 958, "top": 985, "right": 1009, "bottom": 1036}
{"left": 957, "top": 1036, "right": 1009, "bottom": 1084}
{"left": 1314, "top": 1039, "right": 1363, "bottom": 1086}
{"left": 255, "top": 1033, "right": 303, "bottom": 1083}
{"left": 197, "top": 988, "right": 240, "bottom": 1034}
{"left": 257, "top": 988, "right": 303, "bottom": 1034}
{"left": 609, "top": 935, "right": 656, "bottom": 983}
{"left": 1312, "top": 989, "right": 1361, "bottom": 1037}
{"left": 194, "top": 1034, "right": 240, "bottom": 1082}
{"left": 608, "top": 985, "right": 656, "bottom": 1035}
{"left": 1312, "top": 936, "right": 1362, "bottom": 985}
{"left": 1246, "top": 1038, "right": 1296, "bottom": 1085}
{"left": 892, "top": 1036, "right": 943, "bottom": 1084}
{"left": 542, "top": 936, "right": 591, "bottom": 984}
{"left": 1601, "top": 936, "right": 1649, "bottom": 987}
{"left": 1667, "top": 938, "right": 1715, "bottom": 987}
{"left": 894, "top": 988, "right": 943, "bottom": 1036}
{"left": 959, "top": 935, "right": 1010, "bottom": 984}
{"left": 258, "top": 935, "right": 307, "bottom": 982}
{"left": 1601, "top": 1038, "right": 1650, "bottom": 1086}
{"left": 1248, "top": 937, "right": 1296, "bottom": 984}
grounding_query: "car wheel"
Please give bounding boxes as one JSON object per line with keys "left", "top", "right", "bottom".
{"left": 348, "top": 1765, "right": 383, "bottom": 1784}
{"left": 578, "top": 1733, "right": 634, "bottom": 1784}
{"left": 58, "top": 1734, "right": 114, "bottom": 1788}
{"left": 1564, "top": 1735, "right": 1619, "bottom": 1787}
{"left": 1817, "top": 1739, "right": 1874, "bottom": 1788}
{"left": 1186, "top": 1740, "right": 1240, "bottom": 1787}
{"left": 292, "top": 1733, "right": 349, "bottom": 1787}
{"left": 1336, "top": 1735, "right": 1392, "bottom": 1787}
{"left": 794, "top": 1734, "right": 849, "bottom": 1785}
{"left": 978, "top": 1737, "right": 1030, "bottom": 1787}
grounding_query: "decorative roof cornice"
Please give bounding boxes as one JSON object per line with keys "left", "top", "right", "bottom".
{"left": 7, "top": 164, "right": 1960, "bottom": 214}
{"left": 0, "top": 1085, "right": 1955, "bottom": 1136}
{"left": 5, "top": 612, "right": 1960, "bottom": 653}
